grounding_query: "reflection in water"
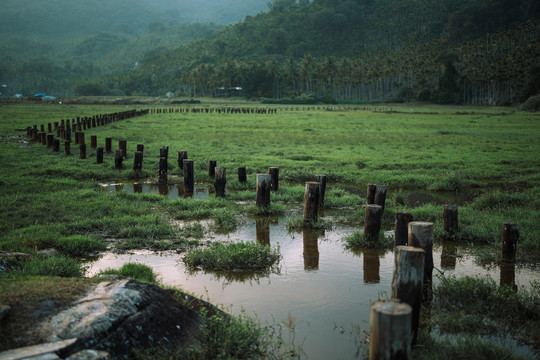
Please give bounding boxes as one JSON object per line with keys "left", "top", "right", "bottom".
{"left": 101, "top": 182, "right": 209, "bottom": 200}
{"left": 255, "top": 217, "right": 270, "bottom": 246}
{"left": 158, "top": 184, "right": 169, "bottom": 196}
{"left": 363, "top": 249, "right": 380, "bottom": 284}
{"left": 303, "top": 228, "right": 320, "bottom": 270}
{"left": 133, "top": 183, "right": 143, "bottom": 193}
{"left": 441, "top": 241, "right": 457, "bottom": 269}
{"left": 500, "top": 262, "right": 517, "bottom": 291}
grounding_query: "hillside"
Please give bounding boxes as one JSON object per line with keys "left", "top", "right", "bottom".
{"left": 2, "top": 0, "right": 540, "bottom": 104}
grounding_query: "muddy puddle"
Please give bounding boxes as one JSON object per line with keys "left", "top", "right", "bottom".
{"left": 87, "top": 215, "right": 539, "bottom": 360}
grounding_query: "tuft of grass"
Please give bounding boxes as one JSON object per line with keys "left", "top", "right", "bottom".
{"left": 246, "top": 203, "right": 286, "bottom": 216}
{"left": 212, "top": 209, "right": 241, "bottom": 232}
{"left": 55, "top": 235, "right": 107, "bottom": 256}
{"left": 428, "top": 170, "right": 465, "bottom": 191}
{"left": 98, "top": 262, "right": 159, "bottom": 283}
{"left": 183, "top": 241, "right": 280, "bottom": 272}
{"left": 343, "top": 230, "right": 393, "bottom": 249}
{"left": 14, "top": 255, "right": 86, "bottom": 278}
{"left": 286, "top": 216, "right": 332, "bottom": 231}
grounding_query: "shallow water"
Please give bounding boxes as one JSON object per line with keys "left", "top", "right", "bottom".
{"left": 87, "top": 216, "right": 539, "bottom": 359}
{"left": 100, "top": 182, "right": 210, "bottom": 199}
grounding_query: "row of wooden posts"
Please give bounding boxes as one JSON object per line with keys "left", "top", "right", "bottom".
{"left": 148, "top": 105, "right": 392, "bottom": 114}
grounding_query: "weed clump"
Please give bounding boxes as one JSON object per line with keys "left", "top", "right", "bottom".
{"left": 343, "top": 231, "right": 393, "bottom": 249}
{"left": 183, "top": 241, "right": 280, "bottom": 272}
{"left": 15, "top": 255, "right": 85, "bottom": 278}
{"left": 98, "top": 263, "right": 159, "bottom": 283}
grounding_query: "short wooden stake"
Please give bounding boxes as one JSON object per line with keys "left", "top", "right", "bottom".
{"left": 443, "top": 205, "right": 459, "bottom": 233}
{"left": 96, "top": 147, "right": 104, "bottom": 164}
{"left": 115, "top": 150, "right": 123, "bottom": 169}
{"left": 392, "top": 246, "right": 425, "bottom": 343}
{"left": 119, "top": 140, "right": 127, "bottom": 158}
{"left": 137, "top": 144, "right": 144, "bottom": 153}
{"left": 238, "top": 167, "right": 247, "bottom": 183}
{"left": 501, "top": 222, "right": 519, "bottom": 262}
{"left": 105, "top": 137, "right": 112, "bottom": 153}
{"left": 158, "top": 157, "right": 168, "bottom": 184}
{"left": 64, "top": 141, "right": 71, "bottom": 155}
{"left": 183, "top": 159, "right": 194, "bottom": 193}
{"left": 408, "top": 221, "right": 434, "bottom": 301}
{"left": 364, "top": 204, "right": 383, "bottom": 242}
{"left": 133, "top": 151, "right": 143, "bottom": 170}
{"left": 209, "top": 160, "right": 217, "bottom": 178}
{"left": 214, "top": 167, "right": 226, "bottom": 197}
{"left": 268, "top": 167, "right": 279, "bottom": 191}
{"left": 374, "top": 184, "right": 387, "bottom": 210}
{"left": 160, "top": 146, "right": 169, "bottom": 159}
{"left": 395, "top": 212, "right": 413, "bottom": 247}
{"left": 79, "top": 144, "right": 86, "bottom": 159}
{"left": 315, "top": 174, "right": 327, "bottom": 206}
{"left": 303, "top": 182, "right": 320, "bottom": 225}
{"left": 53, "top": 139, "right": 60, "bottom": 152}
{"left": 369, "top": 300, "right": 412, "bottom": 360}
{"left": 47, "top": 134, "right": 54, "bottom": 147}
{"left": 256, "top": 174, "right": 271, "bottom": 207}
{"left": 178, "top": 150, "right": 188, "bottom": 170}
{"left": 367, "top": 184, "right": 377, "bottom": 204}
{"left": 78, "top": 132, "right": 85, "bottom": 145}
{"left": 40, "top": 132, "right": 46, "bottom": 145}
{"left": 90, "top": 135, "right": 97, "bottom": 149}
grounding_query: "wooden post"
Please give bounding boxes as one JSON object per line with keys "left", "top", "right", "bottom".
{"left": 501, "top": 222, "right": 519, "bottom": 262}
{"left": 214, "top": 167, "right": 226, "bottom": 197}
{"left": 209, "top": 160, "right": 217, "bottom": 178}
{"left": 238, "top": 167, "right": 247, "bottom": 183}
{"left": 408, "top": 222, "right": 434, "bottom": 301}
{"left": 79, "top": 144, "right": 86, "bottom": 159}
{"left": 119, "top": 140, "right": 127, "bottom": 158}
{"left": 158, "top": 157, "right": 168, "bottom": 184}
{"left": 367, "top": 184, "right": 377, "bottom": 204}
{"left": 53, "top": 139, "right": 60, "bottom": 152}
{"left": 90, "top": 135, "right": 97, "bottom": 149}
{"left": 48, "top": 123, "right": 52, "bottom": 133}
{"left": 96, "top": 147, "right": 104, "bottom": 164}
{"left": 40, "top": 132, "right": 46, "bottom": 145}
{"left": 392, "top": 246, "right": 425, "bottom": 343}
{"left": 370, "top": 300, "right": 412, "bottom": 360}
{"left": 115, "top": 150, "right": 123, "bottom": 169}
{"left": 47, "top": 134, "right": 54, "bottom": 147}
{"left": 105, "top": 137, "right": 112, "bottom": 153}
{"left": 256, "top": 174, "right": 271, "bottom": 207}
{"left": 364, "top": 205, "right": 383, "bottom": 242}
{"left": 443, "top": 205, "right": 459, "bottom": 233}
{"left": 64, "top": 141, "right": 71, "bottom": 155}
{"left": 183, "top": 159, "right": 194, "bottom": 193}
{"left": 268, "top": 167, "right": 279, "bottom": 191}
{"left": 178, "top": 150, "right": 188, "bottom": 170}
{"left": 133, "top": 151, "right": 143, "bottom": 170}
{"left": 303, "top": 182, "right": 320, "bottom": 225}
{"left": 78, "top": 132, "right": 85, "bottom": 145}
{"left": 374, "top": 184, "right": 387, "bottom": 210}
{"left": 395, "top": 212, "right": 413, "bottom": 247}
{"left": 137, "top": 144, "right": 144, "bottom": 153}
{"left": 160, "top": 146, "right": 169, "bottom": 159}
{"left": 315, "top": 174, "right": 327, "bottom": 206}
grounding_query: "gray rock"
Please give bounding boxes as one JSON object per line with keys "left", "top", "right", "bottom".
{"left": 66, "top": 349, "right": 110, "bottom": 360}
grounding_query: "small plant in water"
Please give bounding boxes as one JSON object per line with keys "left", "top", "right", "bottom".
{"left": 98, "top": 262, "right": 159, "bottom": 283}
{"left": 344, "top": 231, "right": 393, "bottom": 249}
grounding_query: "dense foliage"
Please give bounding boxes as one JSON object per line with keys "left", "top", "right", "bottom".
{"left": 1, "top": 0, "right": 539, "bottom": 104}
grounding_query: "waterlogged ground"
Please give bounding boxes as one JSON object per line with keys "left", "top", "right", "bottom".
{"left": 87, "top": 212, "right": 540, "bottom": 360}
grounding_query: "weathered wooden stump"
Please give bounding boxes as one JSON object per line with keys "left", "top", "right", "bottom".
{"left": 209, "top": 160, "right": 217, "bottom": 178}
{"left": 303, "top": 182, "right": 321, "bottom": 225}
{"left": 315, "top": 174, "right": 327, "bottom": 207}
{"left": 119, "top": 140, "right": 127, "bottom": 158}
{"left": 256, "top": 174, "right": 271, "bottom": 207}
{"left": 64, "top": 141, "right": 71, "bottom": 155}
{"left": 160, "top": 146, "right": 169, "bottom": 159}
{"left": 133, "top": 151, "right": 143, "bottom": 170}
{"left": 158, "top": 157, "right": 168, "bottom": 184}
{"left": 374, "top": 184, "right": 387, "bottom": 210}
{"left": 96, "top": 147, "right": 104, "bottom": 164}
{"left": 214, "top": 167, "right": 226, "bottom": 198}
{"left": 178, "top": 150, "right": 188, "bottom": 170}
{"left": 408, "top": 221, "right": 434, "bottom": 301}
{"left": 47, "top": 134, "right": 54, "bottom": 148}
{"left": 115, "top": 150, "right": 123, "bottom": 169}
{"left": 391, "top": 246, "right": 425, "bottom": 342}
{"left": 395, "top": 212, "right": 413, "bottom": 247}
{"left": 370, "top": 300, "right": 412, "bottom": 360}
{"left": 105, "top": 137, "right": 112, "bottom": 153}
{"left": 364, "top": 204, "right": 383, "bottom": 242}
{"left": 268, "top": 167, "right": 279, "bottom": 191}
{"left": 47, "top": 123, "right": 52, "bottom": 133}
{"left": 90, "top": 135, "right": 97, "bottom": 149}
{"left": 443, "top": 205, "right": 459, "bottom": 233}
{"left": 501, "top": 222, "right": 519, "bottom": 262}
{"left": 137, "top": 144, "right": 144, "bottom": 153}
{"left": 52, "top": 139, "right": 59, "bottom": 152}
{"left": 238, "top": 167, "right": 247, "bottom": 183}
{"left": 183, "top": 159, "right": 194, "bottom": 193}
{"left": 367, "top": 184, "right": 377, "bottom": 204}
{"left": 79, "top": 144, "right": 86, "bottom": 159}
{"left": 78, "top": 132, "right": 85, "bottom": 145}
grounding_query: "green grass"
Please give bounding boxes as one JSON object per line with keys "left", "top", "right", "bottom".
{"left": 13, "top": 255, "right": 86, "bottom": 277}
{"left": 98, "top": 262, "right": 159, "bottom": 283}
{"left": 183, "top": 241, "right": 281, "bottom": 272}
{"left": 343, "top": 230, "right": 394, "bottom": 249}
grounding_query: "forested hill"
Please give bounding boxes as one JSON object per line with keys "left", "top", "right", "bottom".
{"left": 110, "top": 0, "right": 540, "bottom": 105}
{"left": 2, "top": 0, "right": 540, "bottom": 105}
